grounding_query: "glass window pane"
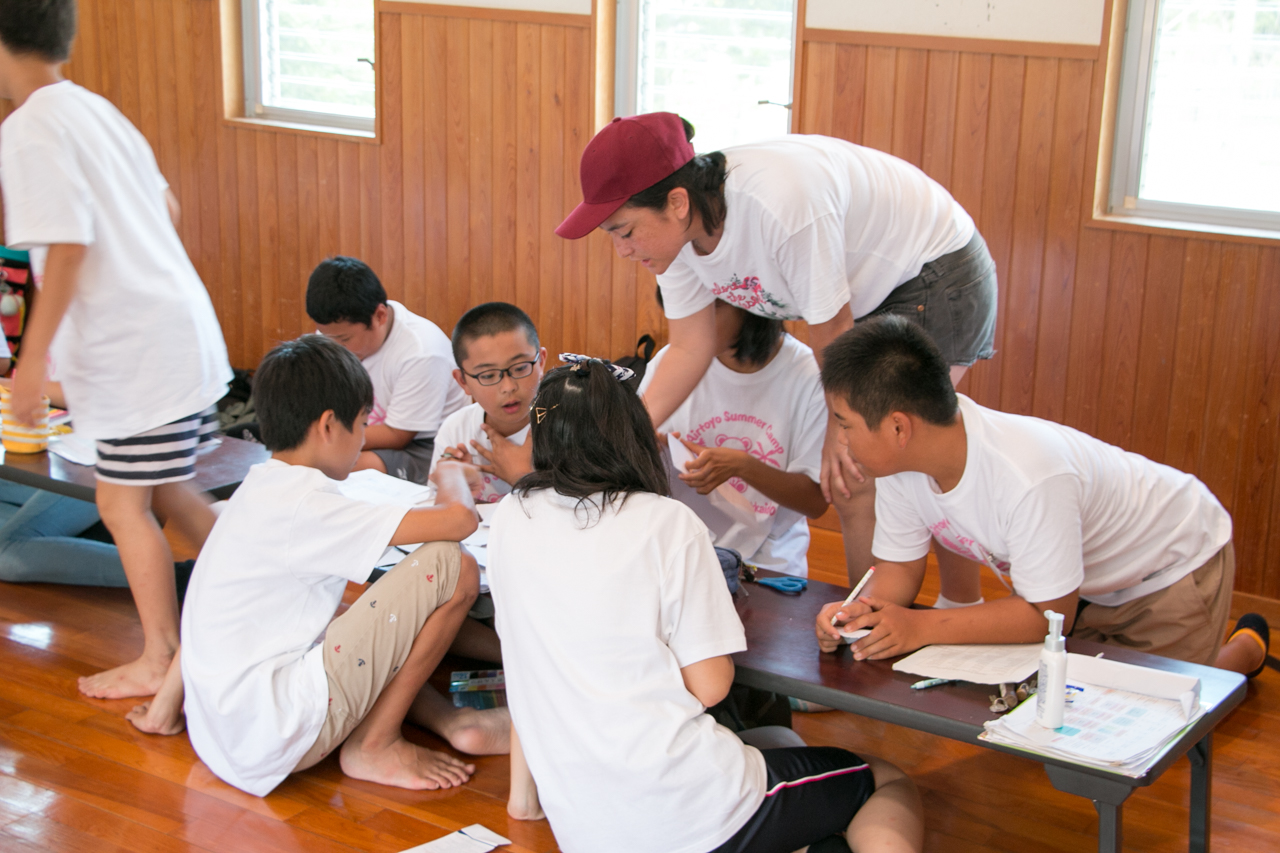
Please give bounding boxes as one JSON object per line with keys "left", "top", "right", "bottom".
{"left": 637, "top": 0, "right": 795, "bottom": 151}
{"left": 259, "top": 0, "right": 376, "bottom": 119}
{"left": 1140, "top": 0, "right": 1280, "bottom": 213}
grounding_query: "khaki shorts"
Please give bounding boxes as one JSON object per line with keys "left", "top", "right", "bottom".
{"left": 293, "top": 541, "right": 461, "bottom": 771}
{"left": 1072, "top": 541, "right": 1235, "bottom": 666}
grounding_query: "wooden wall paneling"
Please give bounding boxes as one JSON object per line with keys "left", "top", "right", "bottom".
{"left": 999, "top": 56, "right": 1057, "bottom": 415}
{"left": 422, "top": 18, "right": 450, "bottom": 326}
{"left": 1030, "top": 58, "right": 1093, "bottom": 422}
{"left": 562, "top": 24, "right": 591, "bottom": 357}
{"left": 134, "top": 1, "right": 160, "bottom": 155}
{"left": 890, "top": 48, "right": 926, "bottom": 167}
{"left": 920, "top": 51, "right": 958, "bottom": 187}
{"left": 468, "top": 19, "right": 496, "bottom": 314}
{"left": 295, "top": 135, "right": 320, "bottom": 336}
{"left": 1234, "top": 246, "right": 1280, "bottom": 595}
{"left": 964, "top": 54, "right": 1024, "bottom": 410}
{"left": 235, "top": 130, "right": 261, "bottom": 364}
{"left": 861, "top": 47, "right": 896, "bottom": 152}
{"left": 192, "top": 0, "right": 225, "bottom": 330}
{"left": 446, "top": 19, "right": 475, "bottom": 323}
{"left": 316, "top": 138, "right": 343, "bottom": 296}
{"left": 491, "top": 22, "right": 520, "bottom": 307}
{"left": 1060, "top": 228, "right": 1113, "bottom": 435}
{"left": 1126, "top": 234, "right": 1185, "bottom": 461}
{"left": 537, "top": 26, "right": 566, "bottom": 351}
{"left": 379, "top": 13, "right": 406, "bottom": 307}
{"left": 799, "top": 42, "right": 835, "bottom": 136}
{"left": 114, "top": 1, "right": 139, "bottom": 135}
{"left": 399, "top": 15, "right": 427, "bottom": 313}
{"left": 831, "top": 44, "right": 867, "bottom": 144}
{"left": 1093, "top": 230, "right": 1147, "bottom": 449}
{"left": 1197, "top": 244, "right": 1261, "bottom": 507}
{"left": 170, "top": 0, "right": 203, "bottom": 267}
{"left": 1164, "top": 240, "right": 1223, "bottom": 474}
{"left": 358, "top": 139, "right": 382, "bottom": 280}
{"left": 255, "top": 132, "right": 281, "bottom": 354}
{"left": 515, "top": 23, "right": 542, "bottom": 324}
{"left": 275, "top": 133, "right": 302, "bottom": 345}
{"left": 947, "top": 53, "right": 990, "bottom": 226}
{"left": 151, "top": 1, "right": 181, "bottom": 232}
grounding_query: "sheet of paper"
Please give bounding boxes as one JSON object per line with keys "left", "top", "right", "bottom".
{"left": 338, "top": 469, "right": 434, "bottom": 507}
{"left": 839, "top": 627, "right": 871, "bottom": 643}
{"left": 665, "top": 434, "right": 770, "bottom": 556}
{"left": 892, "top": 643, "right": 1042, "bottom": 685}
{"left": 48, "top": 432, "right": 97, "bottom": 466}
{"left": 400, "top": 824, "right": 512, "bottom": 853}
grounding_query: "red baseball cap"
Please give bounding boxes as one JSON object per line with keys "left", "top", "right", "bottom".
{"left": 556, "top": 112, "right": 695, "bottom": 240}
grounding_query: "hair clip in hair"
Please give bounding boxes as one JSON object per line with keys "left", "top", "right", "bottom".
{"left": 534, "top": 404, "right": 558, "bottom": 424}
{"left": 559, "top": 353, "right": 635, "bottom": 383}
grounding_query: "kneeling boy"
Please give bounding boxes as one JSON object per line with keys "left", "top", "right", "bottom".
{"left": 814, "top": 316, "right": 1268, "bottom": 677}
{"left": 181, "top": 336, "right": 508, "bottom": 797}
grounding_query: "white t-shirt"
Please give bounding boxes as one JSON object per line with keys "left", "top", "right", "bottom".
{"left": 658, "top": 135, "right": 974, "bottom": 324}
{"left": 0, "top": 81, "right": 231, "bottom": 440}
{"left": 638, "top": 335, "right": 824, "bottom": 576}
{"left": 428, "top": 402, "right": 530, "bottom": 504}
{"left": 180, "top": 459, "right": 409, "bottom": 796}
{"left": 362, "top": 301, "right": 467, "bottom": 440}
{"left": 487, "top": 490, "right": 765, "bottom": 853}
{"left": 873, "top": 396, "right": 1233, "bottom": 607}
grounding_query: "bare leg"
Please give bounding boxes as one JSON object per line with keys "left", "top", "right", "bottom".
{"left": 338, "top": 552, "right": 484, "bottom": 789}
{"left": 80, "top": 482, "right": 176, "bottom": 699}
{"left": 352, "top": 450, "right": 388, "bottom": 473}
{"left": 507, "top": 722, "right": 544, "bottom": 821}
{"left": 152, "top": 481, "right": 218, "bottom": 550}
{"left": 1216, "top": 632, "right": 1266, "bottom": 675}
{"left": 934, "top": 548, "right": 983, "bottom": 605}
{"left": 408, "top": 685, "right": 510, "bottom": 756}
{"left": 844, "top": 756, "right": 924, "bottom": 853}
{"left": 126, "top": 648, "right": 186, "bottom": 735}
{"left": 450, "top": 617, "right": 502, "bottom": 663}
{"left": 832, "top": 475, "right": 876, "bottom": 586}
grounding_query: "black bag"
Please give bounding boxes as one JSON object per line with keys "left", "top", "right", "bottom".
{"left": 614, "top": 334, "right": 657, "bottom": 383}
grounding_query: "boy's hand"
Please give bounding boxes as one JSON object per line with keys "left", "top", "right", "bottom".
{"left": 437, "top": 443, "right": 475, "bottom": 466}
{"left": 472, "top": 424, "right": 534, "bottom": 485}
{"left": 844, "top": 596, "right": 931, "bottom": 660}
{"left": 9, "top": 368, "right": 47, "bottom": 427}
{"left": 432, "top": 459, "right": 481, "bottom": 494}
{"left": 815, "top": 598, "right": 874, "bottom": 653}
{"left": 676, "top": 438, "right": 747, "bottom": 494}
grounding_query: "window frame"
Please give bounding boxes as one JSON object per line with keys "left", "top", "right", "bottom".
{"left": 1108, "top": 0, "right": 1280, "bottom": 233}
{"left": 240, "top": 0, "right": 377, "bottom": 138}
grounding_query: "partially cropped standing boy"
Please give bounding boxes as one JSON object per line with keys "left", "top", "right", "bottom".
{"left": 307, "top": 257, "right": 466, "bottom": 484}
{"left": 0, "top": 0, "right": 233, "bottom": 699}
{"left": 815, "top": 316, "right": 1270, "bottom": 678}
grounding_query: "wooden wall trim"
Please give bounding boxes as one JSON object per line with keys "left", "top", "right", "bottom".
{"left": 376, "top": 1, "right": 591, "bottom": 27}
{"left": 803, "top": 27, "right": 1103, "bottom": 60}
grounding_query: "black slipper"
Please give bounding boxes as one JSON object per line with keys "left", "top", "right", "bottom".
{"left": 1228, "top": 613, "right": 1270, "bottom": 679}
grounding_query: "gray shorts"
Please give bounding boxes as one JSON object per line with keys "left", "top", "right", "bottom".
{"left": 858, "top": 231, "right": 998, "bottom": 367}
{"left": 372, "top": 437, "right": 435, "bottom": 485}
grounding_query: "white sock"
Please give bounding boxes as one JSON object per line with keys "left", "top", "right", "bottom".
{"left": 933, "top": 593, "right": 985, "bottom": 609}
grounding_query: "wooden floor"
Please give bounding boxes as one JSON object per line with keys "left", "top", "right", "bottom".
{"left": 0, "top": 525, "right": 1276, "bottom": 852}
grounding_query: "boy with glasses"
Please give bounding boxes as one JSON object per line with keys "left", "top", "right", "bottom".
{"left": 307, "top": 257, "right": 467, "bottom": 484}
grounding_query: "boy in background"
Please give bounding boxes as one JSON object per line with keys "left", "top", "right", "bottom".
{"left": 0, "top": 0, "right": 233, "bottom": 699}
{"left": 307, "top": 257, "right": 466, "bottom": 484}
{"left": 814, "top": 316, "right": 1269, "bottom": 678}
{"left": 181, "top": 336, "right": 510, "bottom": 796}
{"left": 430, "top": 302, "right": 544, "bottom": 500}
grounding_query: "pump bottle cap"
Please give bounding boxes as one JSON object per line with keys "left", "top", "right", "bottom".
{"left": 1043, "top": 610, "right": 1065, "bottom": 653}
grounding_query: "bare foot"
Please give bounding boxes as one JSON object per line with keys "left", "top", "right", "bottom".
{"left": 126, "top": 701, "right": 186, "bottom": 735}
{"left": 339, "top": 733, "right": 476, "bottom": 790}
{"left": 409, "top": 687, "right": 511, "bottom": 755}
{"left": 78, "top": 656, "right": 170, "bottom": 700}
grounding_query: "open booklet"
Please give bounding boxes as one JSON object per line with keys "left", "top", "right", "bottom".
{"left": 891, "top": 642, "right": 1043, "bottom": 685}
{"left": 979, "top": 653, "right": 1203, "bottom": 776}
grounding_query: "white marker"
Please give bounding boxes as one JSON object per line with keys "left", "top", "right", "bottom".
{"left": 831, "top": 567, "right": 876, "bottom": 625}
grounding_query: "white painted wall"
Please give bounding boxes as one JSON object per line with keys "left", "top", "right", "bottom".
{"left": 805, "top": 0, "right": 1106, "bottom": 45}
{"left": 388, "top": 0, "right": 592, "bottom": 16}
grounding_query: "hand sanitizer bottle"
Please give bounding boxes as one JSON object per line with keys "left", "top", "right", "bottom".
{"left": 1036, "top": 610, "right": 1067, "bottom": 729}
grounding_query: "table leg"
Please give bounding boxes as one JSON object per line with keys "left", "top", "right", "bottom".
{"left": 1044, "top": 765, "right": 1134, "bottom": 853}
{"left": 1188, "top": 733, "right": 1212, "bottom": 853}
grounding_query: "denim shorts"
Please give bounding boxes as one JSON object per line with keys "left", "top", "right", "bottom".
{"left": 858, "top": 231, "right": 998, "bottom": 367}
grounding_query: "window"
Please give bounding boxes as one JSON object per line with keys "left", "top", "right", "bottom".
{"left": 1109, "top": 0, "right": 1280, "bottom": 232}
{"left": 242, "top": 0, "right": 376, "bottom": 135}
{"left": 615, "top": 0, "right": 796, "bottom": 152}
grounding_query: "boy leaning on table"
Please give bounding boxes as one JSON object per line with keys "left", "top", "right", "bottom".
{"left": 813, "top": 316, "right": 1269, "bottom": 678}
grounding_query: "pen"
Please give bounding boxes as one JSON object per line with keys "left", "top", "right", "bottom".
{"left": 831, "top": 567, "right": 876, "bottom": 625}
{"left": 910, "top": 678, "right": 956, "bottom": 690}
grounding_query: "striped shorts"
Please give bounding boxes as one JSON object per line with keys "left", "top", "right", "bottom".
{"left": 95, "top": 406, "right": 220, "bottom": 486}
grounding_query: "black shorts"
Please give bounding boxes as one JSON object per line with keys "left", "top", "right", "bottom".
{"left": 708, "top": 747, "right": 875, "bottom": 853}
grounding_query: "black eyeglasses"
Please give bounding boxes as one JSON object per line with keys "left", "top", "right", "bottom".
{"left": 463, "top": 354, "right": 542, "bottom": 387}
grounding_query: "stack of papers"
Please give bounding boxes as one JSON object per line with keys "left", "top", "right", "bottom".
{"left": 892, "top": 643, "right": 1042, "bottom": 685}
{"left": 979, "top": 654, "right": 1203, "bottom": 776}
